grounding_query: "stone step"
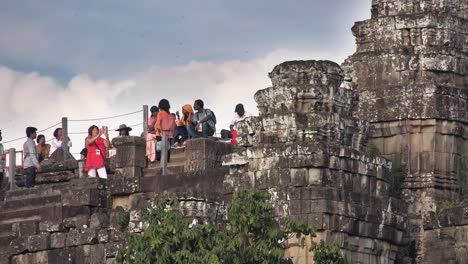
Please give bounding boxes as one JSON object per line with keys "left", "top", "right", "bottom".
{"left": 143, "top": 165, "right": 185, "bottom": 177}
{"left": 4, "top": 185, "right": 64, "bottom": 201}
{"left": 147, "top": 156, "right": 186, "bottom": 169}
{"left": 0, "top": 205, "right": 61, "bottom": 225}
{"left": 68, "top": 178, "right": 107, "bottom": 190}
{"left": 171, "top": 147, "right": 185, "bottom": 155}
{"left": 1, "top": 194, "right": 62, "bottom": 213}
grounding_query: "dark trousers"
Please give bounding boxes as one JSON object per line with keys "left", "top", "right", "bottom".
{"left": 174, "top": 126, "right": 188, "bottom": 144}
{"left": 187, "top": 123, "right": 215, "bottom": 138}
{"left": 24, "top": 167, "right": 36, "bottom": 188}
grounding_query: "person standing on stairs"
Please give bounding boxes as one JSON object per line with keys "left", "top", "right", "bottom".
{"left": 146, "top": 106, "right": 159, "bottom": 162}
{"left": 155, "top": 99, "right": 176, "bottom": 163}
{"left": 23, "top": 127, "right": 41, "bottom": 188}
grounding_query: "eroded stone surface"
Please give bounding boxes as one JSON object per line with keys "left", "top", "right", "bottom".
{"left": 224, "top": 60, "right": 405, "bottom": 263}
{"left": 343, "top": 1, "right": 468, "bottom": 262}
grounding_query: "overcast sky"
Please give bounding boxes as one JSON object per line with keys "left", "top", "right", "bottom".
{"left": 0, "top": 0, "right": 372, "bottom": 158}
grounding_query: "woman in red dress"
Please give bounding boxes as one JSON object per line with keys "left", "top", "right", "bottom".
{"left": 85, "top": 125, "right": 110, "bottom": 179}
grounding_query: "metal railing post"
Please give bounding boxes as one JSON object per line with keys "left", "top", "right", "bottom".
{"left": 62, "top": 117, "right": 69, "bottom": 160}
{"left": 8, "top": 148, "right": 16, "bottom": 191}
{"left": 143, "top": 105, "right": 148, "bottom": 135}
{"left": 161, "top": 132, "right": 168, "bottom": 176}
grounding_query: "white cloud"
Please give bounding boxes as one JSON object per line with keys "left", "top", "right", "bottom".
{"left": 0, "top": 48, "right": 350, "bottom": 158}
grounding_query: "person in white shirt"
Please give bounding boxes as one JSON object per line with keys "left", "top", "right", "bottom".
{"left": 23, "top": 127, "right": 41, "bottom": 188}
{"left": 230, "top": 104, "right": 252, "bottom": 131}
{"left": 49, "top": 128, "right": 72, "bottom": 158}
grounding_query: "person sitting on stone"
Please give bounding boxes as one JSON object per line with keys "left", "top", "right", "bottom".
{"left": 36, "top": 134, "right": 51, "bottom": 163}
{"left": 146, "top": 106, "right": 159, "bottom": 162}
{"left": 115, "top": 124, "right": 132, "bottom": 136}
{"left": 221, "top": 103, "right": 252, "bottom": 140}
{"left": 174, "top": 104, "right": 193, "bottom": 146}
{"left": 49, "top": 128, "right": 72, "bottom": 159}
{"left": 187, "top": 99, "right": 216, "bottom": 138}
{"left": 230, "top": 104, "right": 252, "bottom": 131}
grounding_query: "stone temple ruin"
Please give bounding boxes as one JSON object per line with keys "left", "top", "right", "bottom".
{"left": 1, "top": 0, "right": 468, "bottom": 263}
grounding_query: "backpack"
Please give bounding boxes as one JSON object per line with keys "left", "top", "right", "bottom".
{"left": 197, "top": 109, "right": 217, "bottom": 125}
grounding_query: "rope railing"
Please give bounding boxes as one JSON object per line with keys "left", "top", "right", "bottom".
{"left": 68, "top": 110, "right": 142, "bottom": 122}
{"left": 2, "top": 121, "right": 62, "bottom": 145}
{"left": 2, "top": 110, "right": 143, "bottom": 146}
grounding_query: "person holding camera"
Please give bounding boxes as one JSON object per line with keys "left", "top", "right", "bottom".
{"left": 84, "top": 125, "right": 110, "bottom": 179}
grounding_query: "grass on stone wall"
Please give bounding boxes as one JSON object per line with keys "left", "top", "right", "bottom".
{"left": 389, "top": 154, "right": 407, "bottom": 199}
{"left": 367, "top": 142, "right": 381, "bottom": 158}
{"left": 439, "top": 199, "right": 462, "bottom": 210}
{"left": 432, "top": 199, "right": 462, "bottom": 227}
{"left": 117, "top": 208, "right": 130, "bottom": 231}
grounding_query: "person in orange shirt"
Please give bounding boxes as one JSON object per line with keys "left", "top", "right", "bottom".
{"left": 155, "top": 99, "right": 176, "bottom": 162}
{"left": 174, "top": 104, "right": 193, "bottom": 146}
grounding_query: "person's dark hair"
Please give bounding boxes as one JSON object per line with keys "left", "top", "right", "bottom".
{"left": 158, "top": 99, "right": 170, "bottom": 113}
{"left": 37, "top": 134, "right": 45, "bottom": 144}
{"left": 26, "top": 127, "right": 37, "bottom": 137}
{"left": 235, "top": 104, "right": 245, "bottom": 114}
{"left": 80, "top": 148, "right": 88, "bottom": 158}
{"left": 88, "top": 125, "right": 99, "bottom": 136}
{"left": 150, "top": 105, "right": 159, "bottom": 113}
{"left": 53, "top": 128, "right": 62, "bottom": 139}
{"left": 194, "top": 99, "right": 204, "bottom": 109}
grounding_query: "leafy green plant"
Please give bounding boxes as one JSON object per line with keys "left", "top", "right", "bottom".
{"left": 117, "top": 208, "right": 130, "bottom": 231}
{"left": 389, "top": 154, "right": 407, "bottom": 198}
{"left": 116, "top": 189, "right": 319, "bottom": 264}
{"left": 367, "top": 143, "right": 381, "bottom": 158}
{"left": 431, "top": 199, "right": 462, "bottom": 228}
{"left": 311, "top": 240, "right": 349, "bottom": 264}
{"left": 439, "top": 199, "right": 461, "bottom": 210}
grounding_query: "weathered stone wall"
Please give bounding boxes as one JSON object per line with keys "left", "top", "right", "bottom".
{"left": 420, "top": 201, "right": 468, "bottom": 263}
{"left": 224, "top": 60, "right": 406, "bottom": 264}
{"left": 343, "top": 0, "right": 468, "bottom": 262}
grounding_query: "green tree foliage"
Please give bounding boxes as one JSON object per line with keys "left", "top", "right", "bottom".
{"left": 311, "top": 240, "right": 349, "bottom": 264}
{"left": 117, "top": 189, "right": 345, "bottom": 264}
{"left": 117, "top": 208, "right": 130, "bottom": 231}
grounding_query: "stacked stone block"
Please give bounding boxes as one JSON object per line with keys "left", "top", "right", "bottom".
{"left": 224, "top": 60, "right": 406, "bottom": 263}
{"left": 343, "top": 0, "right": 468, "bottom": 262}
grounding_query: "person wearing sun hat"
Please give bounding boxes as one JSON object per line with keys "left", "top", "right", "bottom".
{"left": 115, "top": 124, "right": 132, "bottom": 137}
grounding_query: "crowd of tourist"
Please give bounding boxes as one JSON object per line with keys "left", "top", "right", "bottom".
{"left": 0, "top": 99, "right": 253, "bottom": 188}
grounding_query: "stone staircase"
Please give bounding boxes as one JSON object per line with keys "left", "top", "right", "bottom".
{"left": 0, "top": 184, "right": 67, "bottom": 249}
{"left": 0, "top": 175, "right": 110, "bottom": 263}
{"left": 143, "top": 147, "right": 186, "bottom": 176}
